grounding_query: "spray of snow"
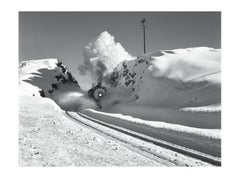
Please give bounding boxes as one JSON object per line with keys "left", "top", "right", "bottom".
{"left": 149, "top": 47, "right": 221, "bottom": 83}
{"left": 78, "top": 31, "right": 134, "bottom": 83}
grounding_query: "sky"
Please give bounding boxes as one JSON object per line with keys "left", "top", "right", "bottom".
{"left": 19, "top": 12, "right": 221, "bottom": 89}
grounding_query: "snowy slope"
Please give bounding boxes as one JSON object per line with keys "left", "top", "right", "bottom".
{"left": 19, "top": 59, "right": 97, "bottom": 111}
{"left": 148, "top": 47, "right": 220, "bottom": 83}
{"left": 92, "top": 47, "right": 221, "bottom": 111}
{"left": 136, "top": 47, "right": 221, "bottom": 108}
{"left": 19, "top": 58, "right": 80, "bottom": 96}
{"left": 96, "top": 56, "right": 150, "bottom": 107}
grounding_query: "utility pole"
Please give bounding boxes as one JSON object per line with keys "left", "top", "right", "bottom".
{"left": 141, "top": 18, "right": 146, "bottom": 54}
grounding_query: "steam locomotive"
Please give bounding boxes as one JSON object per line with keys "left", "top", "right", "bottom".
{"left": 87, "top": 82, "right": 107, "bottom": 108}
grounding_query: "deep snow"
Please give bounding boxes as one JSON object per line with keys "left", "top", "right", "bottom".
{"left": 135, "top": 47, "right": 221, "bottom": 108}
{"left": 19, "top": 58, "right": 98, "bottom": 111}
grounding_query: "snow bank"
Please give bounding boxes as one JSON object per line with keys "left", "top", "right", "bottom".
{"left": 87, "top": 109, "right": 221, "bottom": 140}
{"left": 19, "top": 59, "right": 60, "bottom": 96}
{"left": 133, "top": 47, "right": 221, "bottom": 108}
{"left": 19, "top": 58, "right": 97, "bottom": 111}
{"left": 78, "top": 31, "right": 133, "bottom": 82}
{"left": 19, "top": 58, "right": 58, "bottom": 81}
{"left": 148, "top": 47, "right": 221, "bottom": 83}
{"left": 19, "top": 58, "right": 80, "bottom": 95}
{"left": 180, "top": 104, "right": 221, "bottom": 112}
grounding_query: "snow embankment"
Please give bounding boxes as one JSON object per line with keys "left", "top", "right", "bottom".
{"left": 19, "top": 59, "right": 58, "bottom": 96}
{"left": 134, "top": 47, "right": 221, "bottom": 108}
{"left": 19, "top": 58, "right": 98, "bottom": 111}
{"left": 180, "top": 104, "right": 221, "bottom": 112}
{"left": 19, "top": 58, "right": 80, "bottom": 96}
{"left": 148, "top": 47, "right": 220, "bottom": 84}
{"left": 86, "top": 109, "right": 220, "bottom": 140}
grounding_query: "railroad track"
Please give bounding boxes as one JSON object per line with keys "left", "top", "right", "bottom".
{"left": 65, "top": 111, "right": 221, "bottom": 166}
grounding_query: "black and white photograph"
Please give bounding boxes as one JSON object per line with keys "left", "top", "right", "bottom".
{"left": 3, "top": 0, "right": 240, "bottom": 177}
{"left": 18, "top": 11, "right": 221, "bottom": 167}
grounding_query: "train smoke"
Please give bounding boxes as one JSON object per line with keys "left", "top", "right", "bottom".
{"left": 78, "top": 31, "right": 133, "bottom": 83}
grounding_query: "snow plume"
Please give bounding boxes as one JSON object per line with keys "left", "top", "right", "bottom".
{"left": 78, "top": 31, "right": 133, "bottom": 83}
{"left": 149, "top": 47, "right": 221, "bottom": 83}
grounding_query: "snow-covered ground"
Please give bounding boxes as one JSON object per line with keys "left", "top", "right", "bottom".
{"left": 19, "top": 94, "right": 162, "bottom": 166}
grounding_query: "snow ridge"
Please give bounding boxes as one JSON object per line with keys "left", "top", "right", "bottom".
{"left": 87, "top": 109, "right": 221, "bottom": 140}
{"left": 19, "top": 59, "right": 80, "bottom": 97}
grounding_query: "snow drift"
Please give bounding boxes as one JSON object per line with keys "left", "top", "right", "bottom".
{"left": 19, "top": 59, "right": 80, "bottom": 96}
{"left": 135, "top": 47, "right": 221, "bottom": 108}
{"left": 148, "top": 47, "right": 220, "bottom": 83}
{"left": 19, "top": 59, "right": 98, "bottom": 111}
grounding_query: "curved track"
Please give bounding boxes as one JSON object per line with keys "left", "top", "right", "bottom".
{"left": 65, "top": 111, "right": 221, "bottom": 166}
